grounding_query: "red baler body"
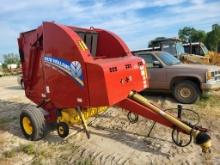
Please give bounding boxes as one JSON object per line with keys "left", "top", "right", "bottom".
{"left": 18, "top": 22, "right": 148, "bottom": 117}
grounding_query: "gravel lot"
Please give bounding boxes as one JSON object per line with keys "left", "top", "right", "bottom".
{"left": 0, "top": 76, "right": 220, "bottom": 165}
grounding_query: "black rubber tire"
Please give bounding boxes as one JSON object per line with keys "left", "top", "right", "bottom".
{"left": 172, "top": 80, "right": 200, "bottom": 104}
{"left": 57, "top": 122, "right": 69, "bottom": 138}
{"left": 20, "top": 107, "right": 46, "bottom": 141}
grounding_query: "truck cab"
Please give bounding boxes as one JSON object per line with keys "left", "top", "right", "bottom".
{"left": 148, "top": 38, "right": 185, "bottom": 59}
{"left": 148, "top": 37, "right": 210, "bottom": 64}
{"left": 183, "top": 42, "right": 209, "bottom": 56}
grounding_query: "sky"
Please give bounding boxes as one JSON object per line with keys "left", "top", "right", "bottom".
{"left": 0, "top": 0, "right": 220, "bottom": 62}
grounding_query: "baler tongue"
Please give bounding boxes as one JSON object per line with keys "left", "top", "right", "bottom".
{"left": 118, "top": 91, "right": 211, "bottom": 153}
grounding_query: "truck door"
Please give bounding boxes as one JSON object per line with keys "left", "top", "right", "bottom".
{"left": 138, "top": 53, "right": 167, "bottom": 89}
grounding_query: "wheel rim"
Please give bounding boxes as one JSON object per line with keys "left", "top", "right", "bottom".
{"left": 58, "top": 126, "right": 64, "bottom": 135}
{"left": 22, "top": 117, "right": 33, "bottom": 135}
{"left": 180, "top": 87, "right": 191, "bottom": 98}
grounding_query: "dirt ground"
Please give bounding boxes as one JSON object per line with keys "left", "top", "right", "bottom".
{"left": 0, "top": 76, "right": 220, "bottom": 165}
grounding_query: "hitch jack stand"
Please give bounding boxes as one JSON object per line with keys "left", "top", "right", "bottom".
{"left": 76, "top": 107, "right": 91, "bottom": 139}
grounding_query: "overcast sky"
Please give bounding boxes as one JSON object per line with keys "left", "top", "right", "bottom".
{"left": 0, "top": 0, "right": 220, "bottom": 62}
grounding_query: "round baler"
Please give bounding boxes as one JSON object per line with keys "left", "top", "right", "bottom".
{"left": 18, "top": 22, "right": 211, "bottom": 152}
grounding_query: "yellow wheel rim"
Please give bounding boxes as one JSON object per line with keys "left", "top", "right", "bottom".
{"left": 22, "top": 116, "right": 33, "bottom": 135}
{"left": 58, "top": 126, "right": 64, "bottom": 135}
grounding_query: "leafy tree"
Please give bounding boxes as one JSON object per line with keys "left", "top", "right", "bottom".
{"left": 2, "top": 53, "right": 20, "bottom": 69}
{"left": 205, "top": 24, "right": 220, "bottom": 51}
{"left": 178, "top": 27, "right": 194, "bottom": 42}
{"left": 178, "top": 27, "right": 206, "bottom": 43}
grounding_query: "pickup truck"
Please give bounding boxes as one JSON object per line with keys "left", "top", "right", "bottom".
{"left": 147, "top": 37, "right": 210, "bottom": 64}
{"left": 132, "top": 50, "right": 220, "bottom": 104}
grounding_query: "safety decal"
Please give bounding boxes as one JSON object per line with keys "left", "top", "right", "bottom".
{"left": 44, "top": 56, "right": 84, "bottom": 86}
{"left": 78, "top": 40, "right": 88, "bottom": 51}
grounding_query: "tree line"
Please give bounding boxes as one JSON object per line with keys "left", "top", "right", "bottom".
{"left": 178, "top": 24, "right": 220, "bottom": 52}
{"left": 1, "top": 53, "right": 20, "bottom": 69}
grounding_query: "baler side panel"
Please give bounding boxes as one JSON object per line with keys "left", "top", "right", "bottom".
{"left": 86, "top": 63, "right": 109, "bottom": 106}
{"left": 87, "top": 56, "right": 148, "bottom": 106}
{"left": 18, "top": 28, "right": 46, "bottom": 104}
{"left": 104, "top": 58, "right": 147, "bottom": 105}
{"left": 42, "top": 22, "right": 93, "bottom": 108}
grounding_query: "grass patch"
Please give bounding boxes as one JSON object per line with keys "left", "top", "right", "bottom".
{"left": 3, "top": 149, "right": 17, "bottom": 158}
{"left": 197, "top": 95, "right": 220, "bottom": 109}
{"left": 20, "top": 144, "right": 35, "bottom": 155}
{"left": 76, "top": 158, "right": 93, "bottom": 165}
{"left": 2, "top": 143, "right": 35, "bottom": 159}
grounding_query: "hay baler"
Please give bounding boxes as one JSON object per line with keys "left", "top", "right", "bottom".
{"left": 18, "top": 22, "right": 211, "bottom": 152}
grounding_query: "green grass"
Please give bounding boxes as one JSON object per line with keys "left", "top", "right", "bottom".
{"left": 2, "top": 143, "right": 35, "bottom": 159}
{"left": 3, "top": 149, "right": 17, "bottom": 158}
{"left": 197, "top": 95, "right": 220, "bottom": 109}
{"left": 76, "top": 159, "right": 93, "bottom": 165}
{"left": 20, "top": 144, "right": 35, "bottom": 155}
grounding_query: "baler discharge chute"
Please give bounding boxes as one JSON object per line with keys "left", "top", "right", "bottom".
{"left": 18, "top": 22, "right": 211, "bottom": 153}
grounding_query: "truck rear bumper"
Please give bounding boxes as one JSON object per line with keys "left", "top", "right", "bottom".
{"left": 201, "top": 82, "right": 220, "bottom": 91}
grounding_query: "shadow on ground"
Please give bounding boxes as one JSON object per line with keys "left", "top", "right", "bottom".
{"left": 0, "top": 99, "right": 173, "bottom": 154}
{"left": 6, "top": 86, "right": 23, "bottom": 90}
{"left": 89, "top": 125, "right": 171, "bottom": 156}
{"left": 140, "top": 91, "right": 176, "bottom": 103}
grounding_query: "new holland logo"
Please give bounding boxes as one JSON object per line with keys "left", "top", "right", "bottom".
{"left": 44, "top": 56, "right": 84, "bottom": 86}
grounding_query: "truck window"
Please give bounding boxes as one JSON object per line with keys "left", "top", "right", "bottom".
{"left": 176, "top": 43, "right": 185, "bottom": 57}
{"left": 162, "top": 44, "right": 177, "bottom": 57}
{"left": 201, "top": 44, "right": 208, "bottom": 55}
{"left": 138, "top": 53, "right": 158, "bottom": 68}
{"left": 184, "top": 46, "right": 189, "bottom": 53}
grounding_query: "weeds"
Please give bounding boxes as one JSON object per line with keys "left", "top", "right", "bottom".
{"left": 76, "top": 158, "right": 93, "bottom": 165}
{"left": 20, "top": 144, "right": 35, "bottom": 155}
{"left": 2, "top": 143, "right": 35, "bottom": 159}
{"left": 3, "top": 149, "right": 17, "bottom": 158}
{"left": 197, "top": 95, "right": 220, "bottom": 109}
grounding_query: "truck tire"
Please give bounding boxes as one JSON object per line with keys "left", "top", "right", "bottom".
{"left": 173, "top": 80, "right": 200, "bottom": 104}
{"left": 20, "top": 107, "right": 46, "bottom": 141}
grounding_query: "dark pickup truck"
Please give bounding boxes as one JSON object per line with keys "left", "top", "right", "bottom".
{"left": 132, "top": 50, "right": 220, "bottom": 104}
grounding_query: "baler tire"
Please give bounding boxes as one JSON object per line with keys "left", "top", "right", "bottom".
{"left": 173, "top": 80, "right": 200, "bottom": 104}
{"left": 20, "top": 107, "right": 46, "bottom": 141}
{"left": 57, "top": 122, "right": 69, "bottom": 138}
